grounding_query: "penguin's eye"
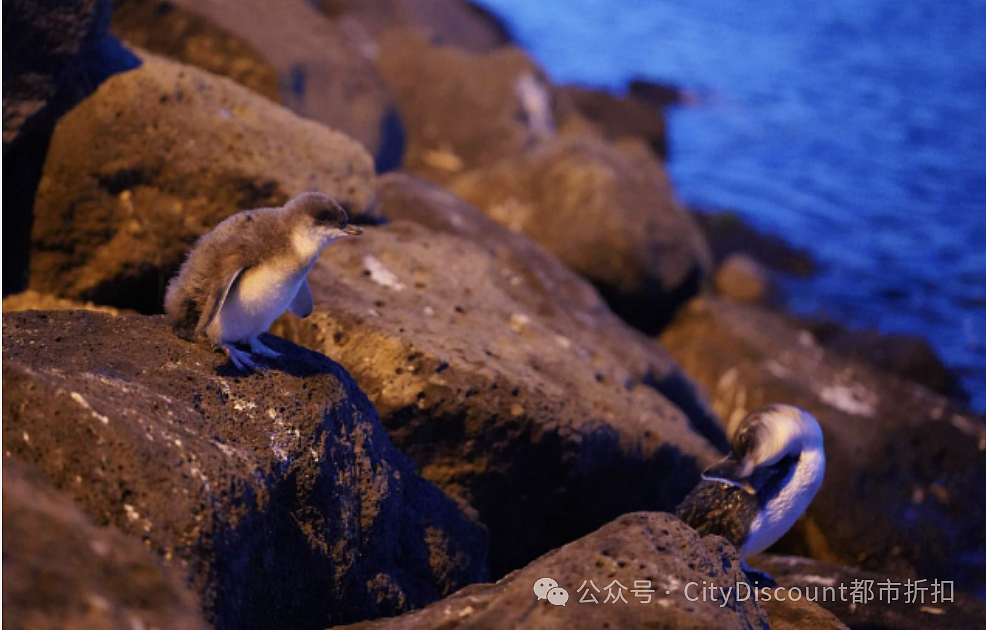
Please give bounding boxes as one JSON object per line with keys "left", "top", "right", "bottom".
{"left": 314, "top": 210, "right": 337, "bottom": 226}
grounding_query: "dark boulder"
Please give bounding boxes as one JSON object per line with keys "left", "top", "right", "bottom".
{"left": 805, "top": 321, "right": 967, "bottom": 402}
{"left": 319, "top": 0, "right": 511, "bottom": 53}
{"left": 3, "top": 459, "right": 211, "bottom": 630}
{"left": 555, "top": 85, "right": 670, "bottom": 159}
{"left": 28, "top": 51, "right": 376, "bottom": 314}
{"left": 111, "top": 0, "right": 281, "bottom": 102}
{"left": 111, "top": 0, "right": 403, "bottom": 170}
{"left": 375, "top": 28, "right": 553, "bottom": 183}
{"left": 337, "top": 513, "right": 847, "bottom": 630}
{"left": 451, "top": 137, "right": 712, "bottom": 332}
{"left": 3, "top": 310, "right": 487, "bottom": 630}
{"left": 661, "top": 297, "right": 986, "bottom": 596}
{"left": 714, "top": 254, "right": 772, "bottom": 303}
{"left": 692, "top": 209, "right": 816, "bottom": 278}
{"left": 758, "top": 555, "right": 986, "bottom": 630}
{"left": 3, "top": 0, "right": 140, "bottom": 296}
{"left": 628, "top": 78, "right": 688, "bottom": 108}
{"left": 275, "top": 173, "right": 725, "bottom": 577}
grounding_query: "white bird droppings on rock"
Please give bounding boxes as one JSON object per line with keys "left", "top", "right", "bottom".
{"left": 70, "top": 392, "right": 110, "bottom": 424}
{"left": 363, "top": 255, "right": 405, "bottom": 291}
{"left": 819, "top": 384, "right": 877, "bottom": 417}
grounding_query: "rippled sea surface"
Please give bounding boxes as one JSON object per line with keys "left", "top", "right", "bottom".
{"left": 477, "top": 0, "right": 986, "bottom": 409}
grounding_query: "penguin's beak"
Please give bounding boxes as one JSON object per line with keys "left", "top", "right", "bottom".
{"left": 343, "top": 225, "right": 364, "bottom": 236}
{"left": 736, "top": 457, "right": 756, "bottom": 479}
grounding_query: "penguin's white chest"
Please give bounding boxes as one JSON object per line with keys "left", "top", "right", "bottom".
{"left": 742, "top": 448, "right": 825, "bottom": 557}
{"left": 214, "top": 259, "right": 309, "bottom": 342}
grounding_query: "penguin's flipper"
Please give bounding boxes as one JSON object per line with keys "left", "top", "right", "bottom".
{"left": 702, "top": 456, "right": 756, "bottom": 494}
{"left": 197, "top": 267, "right": 245, "bottom": 334}
{"left": 702, "top": 454, "right": 798, "bottom": 497}
{"left": 289, "top": 277, "right": 313, "bottom": 318}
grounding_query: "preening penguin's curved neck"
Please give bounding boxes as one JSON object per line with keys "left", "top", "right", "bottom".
{"left": 742, "top": 440, "right": 825, "bottom": 557}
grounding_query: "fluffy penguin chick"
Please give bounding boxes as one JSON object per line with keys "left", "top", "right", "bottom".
{"left": 675, "top": 404, "right": 825, "bottom": 584}
{"left": 164, "top": 192, "right": 363, "bottom": 371}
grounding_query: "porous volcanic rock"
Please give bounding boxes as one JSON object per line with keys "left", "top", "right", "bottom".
{"left": 4, "top": 0, "right": 140, "bottom": 295}
{"left": 375, "top": 28, "right": 553, "bottom": 183}
{"left": 660, "top": 297, "right": 986, "bottom": 596}
{"left": 2, "top": 310, "right": 487, "bottom": 630}
{"left": 451, "top": 137, "right": 712, "bottom": 332}
{"left": 319, "top": 0, "right": 511, "bottom": 53}
{"left": 112, "top": 0, "right": 403, "bottom": 169}
{"left": 275, "top": 174, "right": 725, "bottom": 576}
{"left": 3, "top": 459, "right": 210, "bottom": 630}
{"left": 757, "top": 555, "right": 986, "bottom": 630}
{"left": 28, "top": 51, "right": 376, "bottom": 314}
{"left": 111, "top": 0, "right": 281, "bottom": 102}
{"left": 337, "top": 512, "right": 775, "bottom": 630}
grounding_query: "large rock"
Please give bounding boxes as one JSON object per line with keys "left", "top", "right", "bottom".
{"left": 28, "top": 51, "right": 376, "bottom": 313}
{"left": 554, "top": 85, "right": 670, "bottom": 160}
{"left": 692, "top": 209, "right": 815, "bottom": 278}
{"left": 660, "top": 297, "right": 986, "bottom": 596}
{"left": 275, "top": 173, "right": 725, "bottom": 576}
{"left": 111, "top": 0, "right": 281, "bottom": 102}
{"left": 805, "top": 321, "right": 967, "bottom": 402}
{"left": 714, "top": 254, "right": 771, "bottom": 303}
{"left": 319, "top": 0, "right": 511, "bottom": 53}
{"left": 3, "top": 459, "right": 210, "bottom": 630}
{"left": 337, "top": 513, "right": 783, "bottom": 630}
{"left": 375, "top": 28, "right": 554, "bottom": 183}
{"left": 2, "top": 310, "right": 487, "bottom": 630}
{"left": 758, "top": 555, "right": 986, "bottom": 630}
{"left": 451, "top": 137, "right": 712, "bottom": 332}
{"left": 2, "top": 289, "right": 124, "bottom": 315}
{"left": 3, "top": 0, "right": 140, "bottom": 295}
{"left": 112, "top": 0, "right": 403, "bottom": 169}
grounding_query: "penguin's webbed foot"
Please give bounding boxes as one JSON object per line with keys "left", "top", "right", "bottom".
{"left": 223, "top": 343, "right": 259, "bottom": 372}
{"left": 249, "top": 337, "right": 281, "bottom": 359}
{"left": 740, "top": 561, "right": 777, "bottom": 588}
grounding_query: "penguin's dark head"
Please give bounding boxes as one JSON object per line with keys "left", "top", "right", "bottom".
{"left": 285, "top": 192, "right": 363, "bottom": 246}
{"left": 731, "top": 404, "right": 822, "bottom": 477}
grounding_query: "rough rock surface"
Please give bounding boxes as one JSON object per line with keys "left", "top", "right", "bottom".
{"left": 113, "top": 0, "right": 402, "bottom": 169}
{"left": 758, "top": 555, "right": 986, "bottom": 630}
{"left": 660, "top": 297, "right": 986, "bottom": 596}
{"left": 714, "top": 254, "right": 771, "bottom": 303}
{"left": 628, "top": 79, "right": 688, "bottom": 108}
{"left": 3, "top": 459, "right": 210, "bottom": 630}
{"left": 4, "top": 0, "right": 140, "bottom": 295}
{"left": 2, "top": 289, "right": 124, "bottom": 315}
{"left": 806, "top": 321, "right": 967, "bottom": 402}
{"left": 337, "top": 513, "right": 777, "bottom": 630}
{"left": 3, "top": 310, "right": 487, "bottom": 630}
{"left": 692, "top": 209, "right": 816, "bottom": 277}
{"left": 554, "top": 85, "right": 670, "bottom": 159}
{"left": 375, "top": 28, "right": 553, "bottom": 183}
{"left": 275, "top": 173, "right": 725, "bottom": 576}
{"left": 320, "top": 0, "right": 511, "bottom": 53}
{"left": 29, "top": 51, "right": 376, "bottom": 314}
{"left": 451, "top": 137, "right": 711, "bottom": 332}
{"left": 760, "top": 595, "right": 848, "bottom": 630}
{"left": 111, "top": 0, "right": 281, "bottom": 102}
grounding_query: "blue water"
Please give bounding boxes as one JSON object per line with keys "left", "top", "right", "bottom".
{"left": 476, "top": 0, "right": 986, "bottom": 410}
